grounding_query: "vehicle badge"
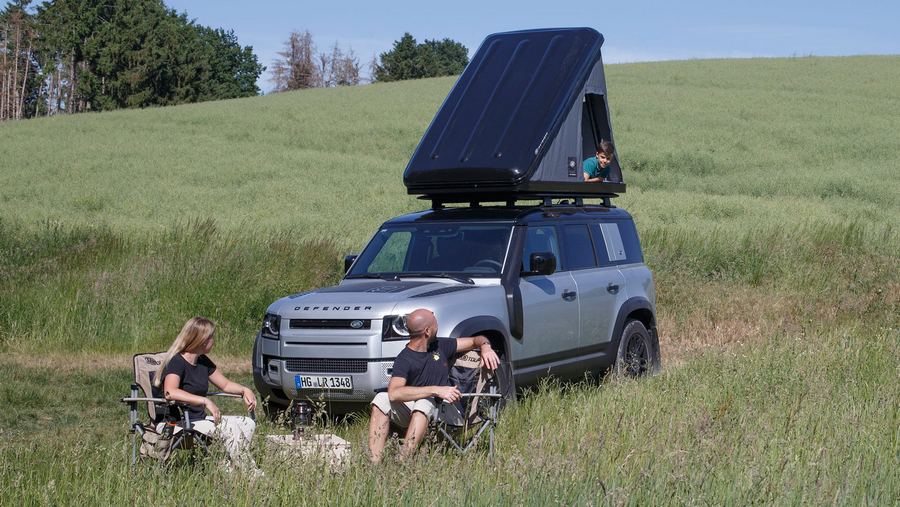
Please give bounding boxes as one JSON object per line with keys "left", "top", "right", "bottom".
{"left": 432, "top": 353, "right": 440, "bottom": 361}
{"left": 350, "top": 320, "right": 364, "bottom": 329}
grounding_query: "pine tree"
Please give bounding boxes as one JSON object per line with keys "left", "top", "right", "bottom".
{"left": 373, "top": 33, "right": 468, "bottom": 83}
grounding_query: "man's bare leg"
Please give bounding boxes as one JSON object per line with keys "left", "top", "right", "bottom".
{"left": 399, "top": 411, "right": 429, "bottom": 460}
{"left": 368, "top": 405, "right": 390, "bottom": 463}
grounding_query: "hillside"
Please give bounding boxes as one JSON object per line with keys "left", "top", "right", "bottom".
{"left": 1, "top": 56, "right": 897, "bottom": 246}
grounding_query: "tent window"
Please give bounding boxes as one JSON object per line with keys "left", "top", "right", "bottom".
{"left": 581, "top": 94, "right": 622, "bottom": 182}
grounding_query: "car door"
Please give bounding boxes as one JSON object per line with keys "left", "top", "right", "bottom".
{"left": 514, "top": 224, "right": 581, "bottom": 380}
{"left": 576, "top": 222, "right": 628, "bottom": 348}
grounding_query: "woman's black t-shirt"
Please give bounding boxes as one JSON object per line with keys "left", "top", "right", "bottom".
{"left": 391, "top": 338, "right": 457, "bottom": 388}
{"left": 158, "top": 354, "right": 217, "bottom": 421}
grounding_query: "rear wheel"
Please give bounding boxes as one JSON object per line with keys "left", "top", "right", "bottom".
{"left": 614, "top": 320, "right": 660, "bottom": 377}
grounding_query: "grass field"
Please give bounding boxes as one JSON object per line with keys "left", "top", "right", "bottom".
{"left": 0, "top": 55, "right": 898, "bottom": 505}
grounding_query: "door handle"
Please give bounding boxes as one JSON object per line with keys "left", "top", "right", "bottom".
{"left": 561, "top": 289, "right": 577, "bottom": 301}
{"left": 606, "top": 283, "right": 620, "bottom": 294}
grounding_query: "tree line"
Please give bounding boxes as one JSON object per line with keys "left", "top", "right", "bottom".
{"left": 271, "top": 31, "right": 469, "bottom": 92}
{"left": 0, "top": 0, "right": 263, "bottom": 121}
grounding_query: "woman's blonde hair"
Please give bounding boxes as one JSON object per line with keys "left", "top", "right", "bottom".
{"left": 153, "top": 316, "right": 216, "bottom": 387}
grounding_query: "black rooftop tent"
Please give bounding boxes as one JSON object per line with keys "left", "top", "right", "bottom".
{"left": 403, "top": 27, "right": 625, "bottom": 203}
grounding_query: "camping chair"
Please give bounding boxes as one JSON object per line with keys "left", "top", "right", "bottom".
{"left": 432, "top": 350, "right": 504, "bottom": 455}
{"left": 120, "top": 352, "right": 250, "bottom": 466}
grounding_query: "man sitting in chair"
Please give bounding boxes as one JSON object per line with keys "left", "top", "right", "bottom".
{"left": 368, "top": 308, "right": 500, "bottom": 462}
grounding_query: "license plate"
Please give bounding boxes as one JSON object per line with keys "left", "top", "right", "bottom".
{"left": 294, "top": 375, "right": 353, "bottom": 391}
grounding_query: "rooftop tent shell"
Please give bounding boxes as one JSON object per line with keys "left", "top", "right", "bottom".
{"left": 403, "top": 27, "right": 625, "bottom": 202}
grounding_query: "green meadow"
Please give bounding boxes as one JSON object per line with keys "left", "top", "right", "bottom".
{"left": 0, "top": 55, "right": 897, "bottom": 504}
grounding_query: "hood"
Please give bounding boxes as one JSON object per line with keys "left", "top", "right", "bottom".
{"left": 267, "top": 279, "right": 485, "bottom": 318}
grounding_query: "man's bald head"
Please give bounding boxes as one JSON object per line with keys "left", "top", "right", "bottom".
{"left": 406, "top": 308, "right": 437, "bottom": 340}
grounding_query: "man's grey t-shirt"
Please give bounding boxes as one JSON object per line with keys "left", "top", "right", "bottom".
{"left": 391, "top": 338, "right": 457, "bottom": 388}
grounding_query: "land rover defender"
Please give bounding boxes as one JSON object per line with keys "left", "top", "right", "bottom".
{"left": 252, "top": 27, "right": 660, "bottom": 415}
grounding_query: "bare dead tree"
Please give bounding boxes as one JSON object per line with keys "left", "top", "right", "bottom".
{"left": 317, "top": 47, "right": 331, "bottom": 87}
{"left": 271, "top": 30, "right": 320, "bottom": 92}
{"left": 336, "top": 47, "right": 360, "bottom": 86}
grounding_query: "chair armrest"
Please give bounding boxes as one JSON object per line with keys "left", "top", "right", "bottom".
{"left": 208, "top": 392, "right": 242, "bottom": 398}
{"left": 121, "top": 397, "right": 167, "bottom": 403}
{"left": 120, "top": 397, "right": 202, "bottom": 407}
{"left": 456, "top": 393, "right": 503, "bottom": 399}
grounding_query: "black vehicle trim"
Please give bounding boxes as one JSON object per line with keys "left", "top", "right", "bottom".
{"left": 609, "top": 297, "right": 657, "bottom": 361}
{"left": 501, "top": 226, "right": 527, "bottom": 339}
{"left": 449, "top": 316, "right": 512, "bottom": 354}
{"left": 512, "top": 342, "right": 607, "bottom": 370}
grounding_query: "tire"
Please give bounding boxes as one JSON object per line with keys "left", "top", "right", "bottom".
{"left": 493, "top": 359, "right": 517, "bottom": 408}
{"left": 614, "top": 319, "right": 660, "bottom": 378}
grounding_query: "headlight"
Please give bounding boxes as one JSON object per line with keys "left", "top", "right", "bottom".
{"left": 382, "top": 315, "right": 409, "bottom": 341}
{"left": 261, "top": 313, "right": 281, "bottom": 340}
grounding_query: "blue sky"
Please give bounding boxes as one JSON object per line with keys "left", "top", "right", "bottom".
{"left": 165, "top": 0, "right": 898, "bottom": 93}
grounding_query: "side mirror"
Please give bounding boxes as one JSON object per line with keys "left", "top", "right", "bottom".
{"left": 344, "top": 254, "right": 358, "bottom": 274}
{"left": 527, "top": 252, "right": 556, "bottom": 276}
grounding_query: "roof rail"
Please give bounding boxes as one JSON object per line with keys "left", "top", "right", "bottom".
{"left": 426, "top": 193, "right": 616, "bottom": 210}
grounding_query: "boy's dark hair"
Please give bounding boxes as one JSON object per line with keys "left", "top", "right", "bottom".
{"left": 596, "top": 140, "right": 615, "bottom": 157}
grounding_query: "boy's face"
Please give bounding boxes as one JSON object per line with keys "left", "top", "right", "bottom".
{"left": 596, "top": 152, "right": 612, "bottom": 167}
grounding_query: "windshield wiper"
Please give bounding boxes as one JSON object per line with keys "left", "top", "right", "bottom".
{"left": 399, "top": 273, "right": 475, "bottom": 285}
{"left": 346, "top": 273, "right": 400, "bottom": 281}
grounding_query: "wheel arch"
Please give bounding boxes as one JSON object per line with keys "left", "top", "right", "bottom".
{"left": 449, "top": 316, "right": 511, "bottom": 357}
{"left": 612, "top": 296, "right": 661, "bottom": 370}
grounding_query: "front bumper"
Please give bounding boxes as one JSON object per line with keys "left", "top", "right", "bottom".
{"left": 252, "top": 327, "right": 406, "bottom": 409}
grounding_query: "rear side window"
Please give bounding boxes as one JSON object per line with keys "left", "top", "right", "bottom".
{"left": 618, "top": 220, "right": 644, "bottom": 263}
{"left": 590, "top": 220, "right": 643, "bottom": 266}
{"left": 561, "top": 224, "right": 597, "bottom": 270}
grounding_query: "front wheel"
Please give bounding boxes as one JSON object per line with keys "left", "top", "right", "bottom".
{"left": 493, "top": 359, "right": 516, "bottom": 408}
{"left": 614, "top": 320, "right": 660, "bottom": 377}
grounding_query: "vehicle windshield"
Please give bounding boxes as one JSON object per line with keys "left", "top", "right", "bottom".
{"left": 348, "top": 223, "right": 513, "bottom": 278}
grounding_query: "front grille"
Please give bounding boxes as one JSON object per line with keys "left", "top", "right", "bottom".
{"left": 284, "top": 358, "right": 368, "bottom": 373}
{"left": 289, "top": 319, "right": 371, "bottom": 330}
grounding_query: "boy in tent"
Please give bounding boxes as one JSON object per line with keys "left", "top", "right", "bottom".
{"left": 583, "top": 140, "right": 615, "bottom": 183}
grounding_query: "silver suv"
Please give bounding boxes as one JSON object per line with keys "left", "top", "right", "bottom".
{"left": 252, "top": 202, "right": 660, "bottom": 415}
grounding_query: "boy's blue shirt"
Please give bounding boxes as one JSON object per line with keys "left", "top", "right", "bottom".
{"left": 583, "top": 157, "right": 611, "bottom": 179}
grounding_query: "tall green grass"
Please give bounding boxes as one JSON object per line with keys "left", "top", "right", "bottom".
{"left": 0, "top": 219, "right": 341, "bottom": 355}
{"left": 0, "top": 216, "right": 894, "bottom": 359}
{"left": 1, "top": 325, "right": 896, "bottom": 504}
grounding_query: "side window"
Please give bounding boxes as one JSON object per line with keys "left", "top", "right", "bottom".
{"left": 589, "top": 224, "right": 612, "bottom": 266}
{"left": 367, "top": 231, "right": 411, "bottom": 272}
{"left": 599, "top": 223, "right": 626, "bottom": 263}
{"left": 590, "top": 221, "right": 643, "bottom": 265}
{"left": 561, "top": 224, "right": 597, "bottom": 270}
{"left": 618, "top": 220, "right": 644, "bottom": 263}
{"left": 521, "top": 226, "right": 560, "bottom": 273}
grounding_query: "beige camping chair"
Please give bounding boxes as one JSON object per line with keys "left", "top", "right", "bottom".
{"left": 121, "top": 352, "right": 248, "bottom": 466}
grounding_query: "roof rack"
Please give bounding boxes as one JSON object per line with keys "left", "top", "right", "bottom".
{"left": 425, "top": 192, "right": 617, "bottom": 210}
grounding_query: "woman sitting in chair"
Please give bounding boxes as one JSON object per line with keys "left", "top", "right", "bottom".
{"left": 153, "top": 316, "right": 259, "bottom": 472}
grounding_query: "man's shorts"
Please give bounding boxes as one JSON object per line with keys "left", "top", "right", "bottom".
{"left": 371, "top": 392, "right": 437, "bottom": 428}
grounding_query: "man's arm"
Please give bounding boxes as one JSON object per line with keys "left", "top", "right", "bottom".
{"left": 455, "top": 335, "right": 500, "bottom": 370}
{"left": 387, "top": 376, "right": 460, "bottom": 403}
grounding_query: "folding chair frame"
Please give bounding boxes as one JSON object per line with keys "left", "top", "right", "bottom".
{"left": 433, "top": 388, "right": 503, "bottom": 455}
